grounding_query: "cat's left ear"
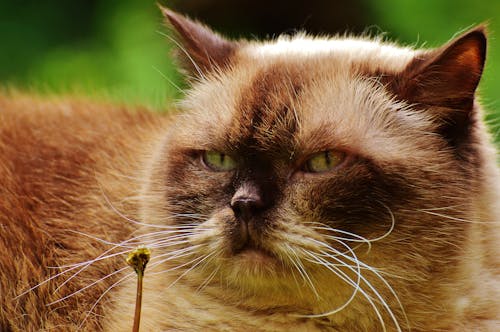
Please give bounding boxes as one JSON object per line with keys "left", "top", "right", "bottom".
{"left": 159, "top": 6, "right": 237, "bottom": 76}
{"left": 392, "top": 26, "right": 486, "bottom": 143}
{"left": 395, "top": 26, "right": 486, "bottom": 110}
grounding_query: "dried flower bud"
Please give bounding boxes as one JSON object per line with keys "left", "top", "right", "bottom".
{"left": 126, "top": 246, "right": 151, "bottom": 276}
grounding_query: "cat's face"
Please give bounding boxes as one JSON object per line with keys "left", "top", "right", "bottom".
{"left": 142, "top": 7, "right": 487, "bottom": 326}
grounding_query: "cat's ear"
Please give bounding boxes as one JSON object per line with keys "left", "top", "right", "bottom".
{"left": 159, "top": 6, "right": 237, "bottom": 76}
{"left": 393, "top": 26, "right": 486, "bottom": 144}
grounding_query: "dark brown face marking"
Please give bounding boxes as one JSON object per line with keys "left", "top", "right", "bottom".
{"left": 226, "top": 63, "right": 306, "bottom": 157}
{"left": 229, "top": 181, "right": 271, "bottom": 252}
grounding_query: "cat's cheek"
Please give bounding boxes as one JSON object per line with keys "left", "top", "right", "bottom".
{"left": 163, "top": 159, "right": 234, "bottom": 211}
{"left": 189, "top": 211, "right": 230, "bottom": 249}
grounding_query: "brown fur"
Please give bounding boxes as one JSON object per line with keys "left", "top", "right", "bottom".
{"left": 0, "top": 94, "right": 171, "bottom": 330}
{"left": 1, "top": 7, "right": 499, "bottom": 332}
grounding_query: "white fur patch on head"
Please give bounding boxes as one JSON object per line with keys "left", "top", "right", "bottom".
{"left": 242, "top": 34, "right": 417, "bottom": 73}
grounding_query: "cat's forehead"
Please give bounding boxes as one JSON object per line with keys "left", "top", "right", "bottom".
{"left": 179, "top": 36, "right": 433, "bottom": 161}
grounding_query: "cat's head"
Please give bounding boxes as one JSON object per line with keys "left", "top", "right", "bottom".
{"left": 142, "top": 6, "right": 487, "bottom": 327}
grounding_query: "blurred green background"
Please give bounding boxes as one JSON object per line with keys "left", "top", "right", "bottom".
{"left": 0, "top": 0, "right": 498, "bottom": 140}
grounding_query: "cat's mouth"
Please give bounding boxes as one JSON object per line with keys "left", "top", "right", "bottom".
{"left": 236, "top": 246, "right": 277, "bottom": 266}
{"left": 233, "top": 242, "right": 279, "bottom": 268}
{"left": 230, "top": 219, "right": 278, "bottom": 262}
{"left": 234, "top": 238, "right": 274, "bottom": 257}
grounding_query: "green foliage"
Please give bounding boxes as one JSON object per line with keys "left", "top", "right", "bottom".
{"left": 0, "top": 1, "right": 181, "bottom": 109}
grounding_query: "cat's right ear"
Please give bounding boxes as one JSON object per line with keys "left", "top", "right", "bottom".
{"left": 159, "top": 6, "right": 237, "bottom": 77}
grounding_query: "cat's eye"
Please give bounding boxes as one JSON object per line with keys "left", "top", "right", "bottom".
{"left": 303, "top": 150, "right": 345, "bottom": 173}
{"left": 201, "top": 151, "right": 237, "bottom": 171}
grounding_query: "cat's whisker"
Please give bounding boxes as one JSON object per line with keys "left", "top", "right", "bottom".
{"left": 303, "top": 256, "right": 367, "bottom": 320}
{"left": 73, "top": 236, "right": 197, "bottom": 330}
{"left": 14, "top": 263, "right": 88, "bottom": 299}
{"left": 63, "top": 230, "right": 139, "bottom": 248}
{"left": 417, "top": 209, "right": 492, "bottom": 224}
{"left": 418, "top": 204, "right": 464, "bottom": 212}
{"left": 353, "top": 259, "right": 409, "bottom": 330}
{"left": 152, "top": 65, "right": 184, "bottom": 94}
{"left": 301, "top": 239, "right": 364, "bottom": 316}
{"left": 305, "top": 249, "right": 389, "bottom": 332}
{"left": 52, "top": 230, "right": 193, "bottom": 281}
{"left": 16, "top": 231, "right": 157, "bottom": 298}
{"left": 67, "top": 245, "right": 203, "bottom": 312}
{"left": 158, "top": 242, "right": 202, "bottom": 254}
{"left": 367, "top": 201, "right": 396, "bottom": 243}
{"left": 54, "top": 248, "right": 131, "bottom": 271}
{"left": 77, "top": 271, "right": 136, "bottom": 331}
{"left": 48, "top": 265, "right": 131, "bottom": 306}
{"left": 305, "top": 237, "right": 404, "bottom": 332}
{"left": 144, "top": 238, "right": 194, "bottom": 250}
{"left": 309, "top": 224, "right": 372, "bottom": 248}
{"left": 100, "top": 185, "right": 209, "bottom": 229}
{"left": 52, "top": 230, "right": 198, "bottom": 297}
{"left": 156, "top": 30, "right": 206, "bottom": 80}
{"left": 53, "top": 230, "right": 196, "bottom": 270}
{"left": 316, "top": 241, "right": 406, "bottom": 331}
{"left": 307, "top": 202, "right": 395, "bottom": 256}
{"left": 145, "top": 244, "right": 213, "bottom": 275}
{"left": 196, "top": 257, "right": 221, "bottom": 293}
{"left": 161, "top": 251, "right": 219, "bottom": 291}
{"left": 281, "top": 250, "right": 305, "bottom": 296}
{"left": 283, "top": 244, "right": 320, "bottom": 300}
{"left": 300, "top": 249, "right": 389, "bottom": 331}
{"left": 302, "top": 253, "right": 373, "bottom": 322}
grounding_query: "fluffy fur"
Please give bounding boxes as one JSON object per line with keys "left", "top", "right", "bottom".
{"left": 1, "top": 7, "right": 499, "bottom": 332}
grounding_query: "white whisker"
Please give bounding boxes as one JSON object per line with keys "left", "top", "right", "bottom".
{"left": 285, "top": 244, "right": 321, "bottom": 299}
{"left": 299, "top": 239, "right": 363, "bottom": 319}
{"left": 156, "top": 30, "right": 206, "bottom": 80}
{"left": 48, "top": 265, "right": 130, "bottom": 306}
{"left": 196, "top": 265, "right": 220, "bottom": 293}
{"left": 302, "top": 248, "right": 387, "bottom": 332}
{"left": 153, "top": 65, "right": 184, "bottom": 94}
{"left": 418, "top": 209, "right": 490, "bottom": 224}
{"left": 100, "top": 184, "right": 208, "bottom": 229}
{"left": 315, "top": 239, "right": 404, "bottom": 332}
{"left": 77, "top": 271, "right": 135, "bottom": 330}
{"left": 164, "top": 250, "right": 218, "bottom": 291}
{"left": 52, "top": 230, "right": 197, "bottom": 291}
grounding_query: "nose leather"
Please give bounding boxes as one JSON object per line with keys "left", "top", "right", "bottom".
{"left": 230, "top": 183, "right": 265, "bottom": 220}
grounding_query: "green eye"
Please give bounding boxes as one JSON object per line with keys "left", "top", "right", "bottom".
{"left": 202, "top": 151, "right": 237, "bottom": 171}
{"left": 304, "top": 150, "right": 345, "bottom": 173}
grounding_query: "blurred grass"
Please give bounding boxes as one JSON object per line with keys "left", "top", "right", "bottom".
{"left": 0, "top": 0, "right": 181, "bottom": 110}
{"left": 0, "top": 0, "right": 498, "bottom": 142}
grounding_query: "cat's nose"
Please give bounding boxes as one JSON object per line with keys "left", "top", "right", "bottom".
{"left": 230, "top": 183, "right": 265, "bottom": 220}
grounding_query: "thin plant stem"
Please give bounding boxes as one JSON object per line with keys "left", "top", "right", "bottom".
{"left": 126, "top": 246, "right": 151, "bottom": 332}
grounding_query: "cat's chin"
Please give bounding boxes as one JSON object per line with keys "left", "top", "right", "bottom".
{"left": 235, "top": 247, "right": 277, "bottom": 265}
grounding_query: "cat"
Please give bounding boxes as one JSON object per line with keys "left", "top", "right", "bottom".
{"left": 1, "top": 5, "right": 499, "bottom": 332}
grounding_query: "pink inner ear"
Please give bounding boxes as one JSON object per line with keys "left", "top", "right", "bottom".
{"left": 441, "top": 28, "right": 486, "bottom": 65}
{"left": 439, "top": 31, "right": 486, "bottom": 81}
{"left": 159, "top": 6, "right": 237, "bottom": 75}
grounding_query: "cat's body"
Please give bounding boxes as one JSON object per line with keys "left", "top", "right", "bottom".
{"left": 1, "top": 7, "right": 499, "bottom": 331}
